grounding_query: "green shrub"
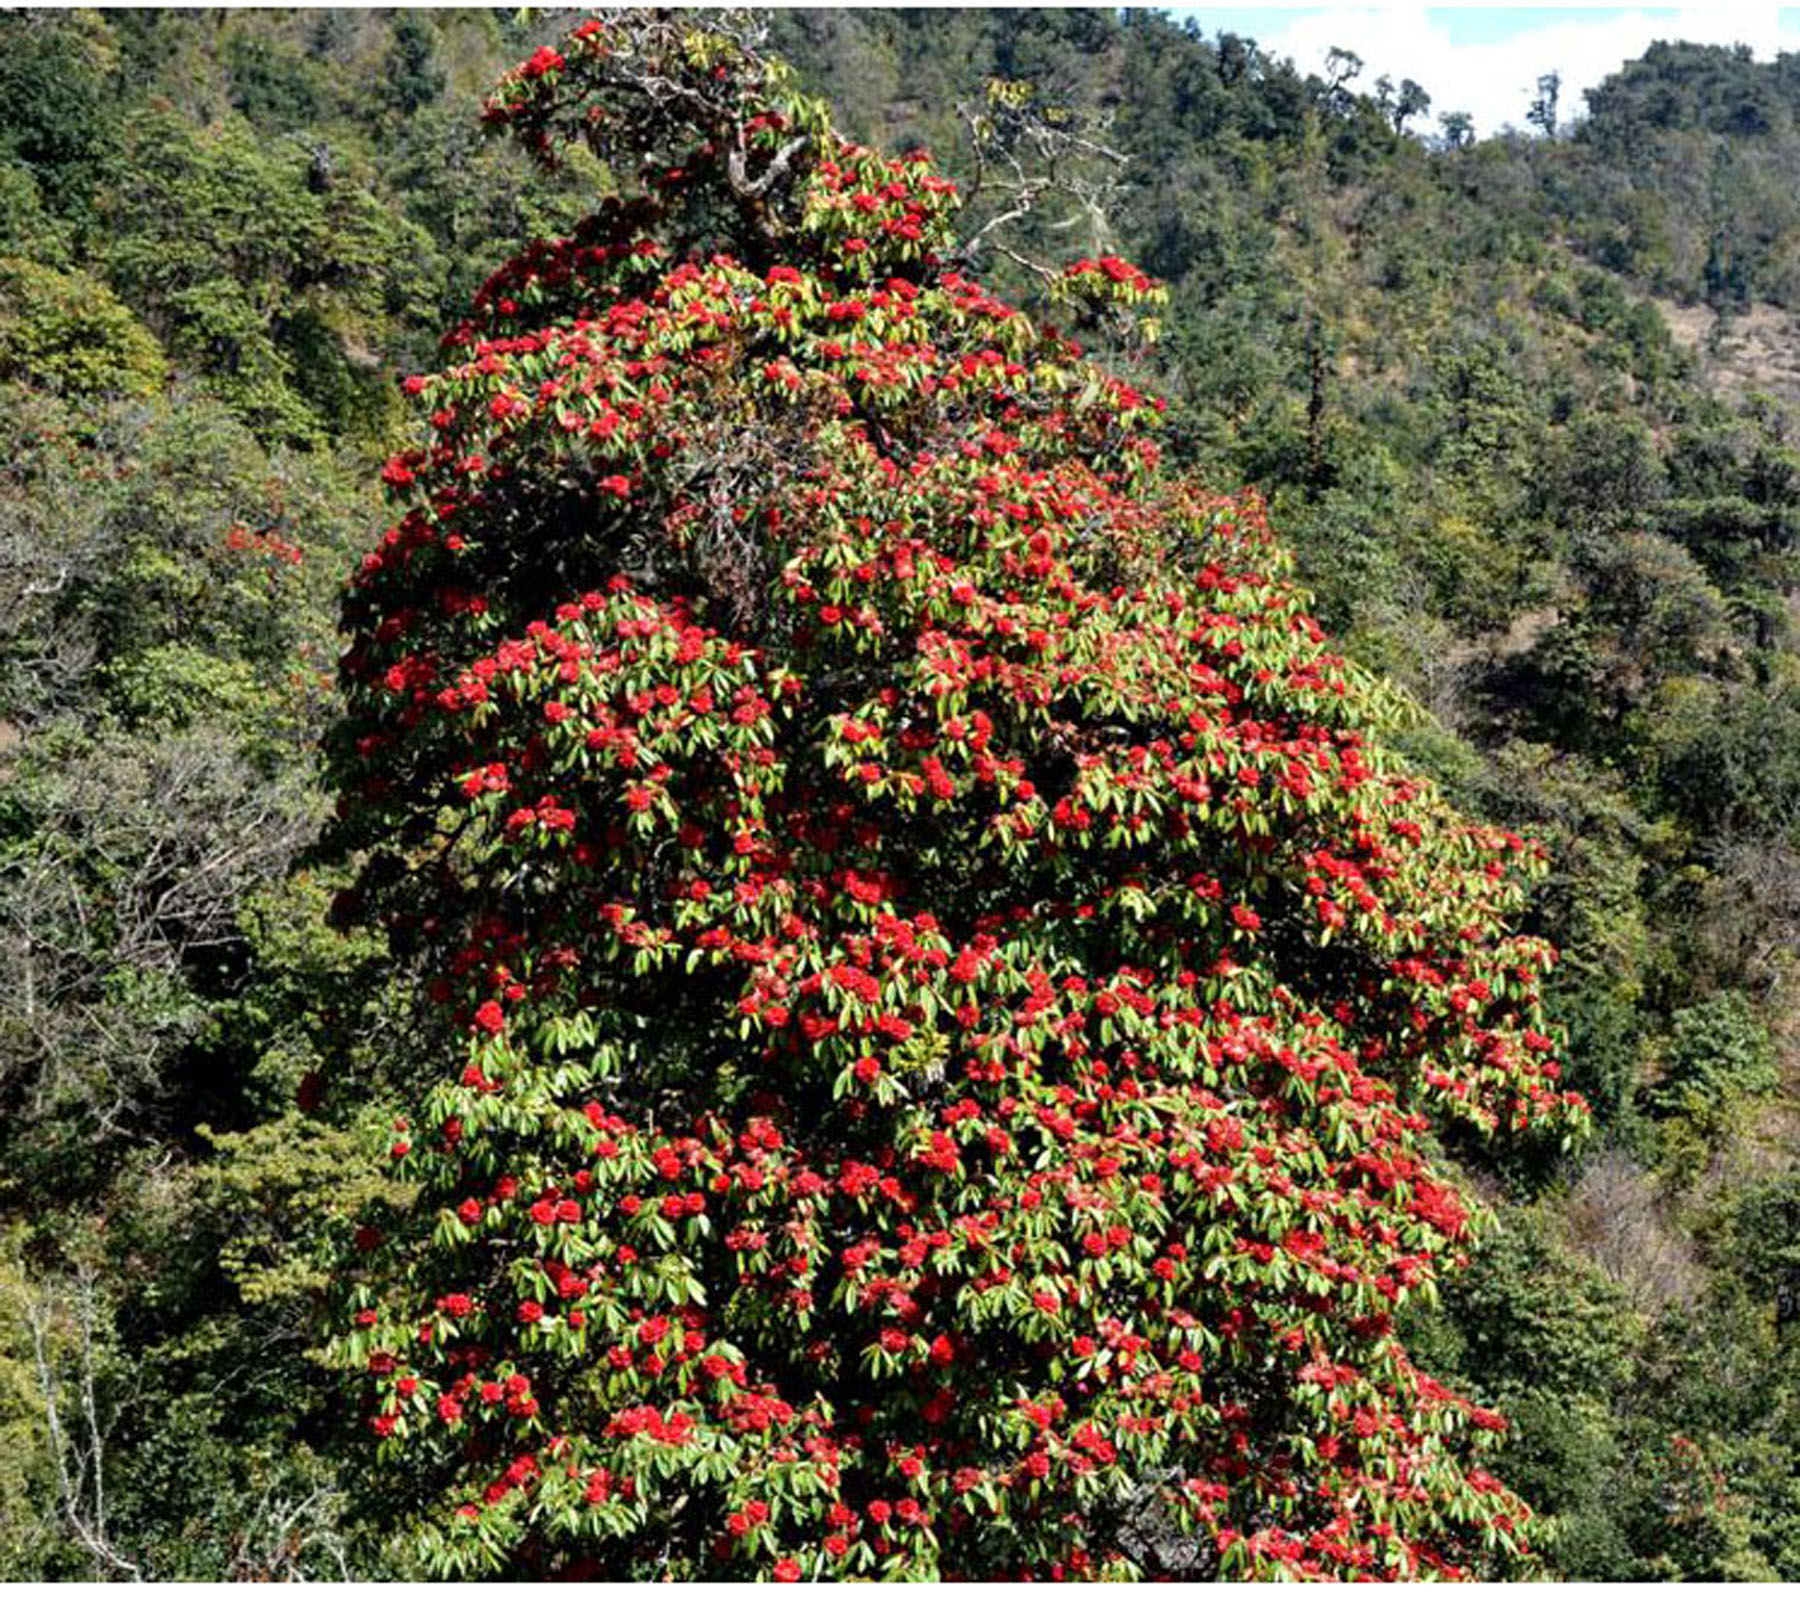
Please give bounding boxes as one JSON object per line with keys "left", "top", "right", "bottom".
{"left": 0, "top": 257, "right": 165, "bottom": 397}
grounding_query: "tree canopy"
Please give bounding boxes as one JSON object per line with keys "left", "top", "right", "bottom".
{"left": 327, "top": 15, "right": 1585, "bottom": 1580}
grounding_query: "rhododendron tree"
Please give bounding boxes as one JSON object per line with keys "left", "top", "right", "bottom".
{"left": 326, "top": 13, "right": 1587, "bottom": 1581}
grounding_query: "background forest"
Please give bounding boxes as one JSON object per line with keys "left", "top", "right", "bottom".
{"left": 3, "top": 5, "right": 1800, "bottom": 1581}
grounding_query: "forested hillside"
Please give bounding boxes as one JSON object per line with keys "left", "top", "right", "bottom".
{"left": 1, "top": 6, "right": 1799, "bottom": 1580}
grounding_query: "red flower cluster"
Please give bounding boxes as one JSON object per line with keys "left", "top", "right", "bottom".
{"left": 1063, "top": 254, "right": 1160, "bottom": 298}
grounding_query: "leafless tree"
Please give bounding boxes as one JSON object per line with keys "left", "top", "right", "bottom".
{"left": 0, "top": 734, "right": 319, "bottom": 1141}
{"left": 1700, "top": 823, "right": 1800, "bottom": 1002}
{"left": 225, "top": 1485, "right": 351, "bottom": 1583}
{"left": 10, "top": 1268, "right": 141, "bottom": 1580}
{"left": 1563, "top": 1148, "right": 1702, "bottom": 1312}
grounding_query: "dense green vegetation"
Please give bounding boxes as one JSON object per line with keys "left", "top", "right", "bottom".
{"left": 2, "top": 6, "right": 1800, "bottom": 1580}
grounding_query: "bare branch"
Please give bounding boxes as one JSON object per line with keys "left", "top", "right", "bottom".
{"left": 951, "top": 79, "right": 1134, "bottom": 287}
{"left": 13, "top": 1271, "right": 143, "bottom": 1580}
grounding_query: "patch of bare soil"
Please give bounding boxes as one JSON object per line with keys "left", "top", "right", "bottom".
{"left": 1656, "top": 297, "right": 1800, "bottom": 403}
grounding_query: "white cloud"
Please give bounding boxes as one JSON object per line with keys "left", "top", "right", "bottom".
{"left": 1243, "top": 5, "right": 1800, "bottom": 138}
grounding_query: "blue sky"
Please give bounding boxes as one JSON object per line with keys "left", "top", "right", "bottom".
{"left": 1168, "top": 5, "right": 1800, "bottom": 135}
